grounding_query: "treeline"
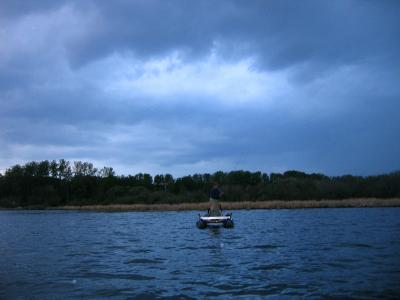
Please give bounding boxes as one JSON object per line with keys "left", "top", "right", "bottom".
{"left": 0, "top": 160, "right": 399, "bottom": 208}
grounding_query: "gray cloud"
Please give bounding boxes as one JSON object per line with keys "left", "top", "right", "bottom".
{"left": 3, "top": 1, "right": 399, "bottom": 70}
{"left": 0, "top": 0, "right": 399, "bottom": 175}
{"left": 85, "top": 1, "right": 400, "bottom": 69}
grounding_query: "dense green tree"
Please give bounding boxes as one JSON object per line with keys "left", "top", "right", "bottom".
{"left": 73, "top": 161, "right": 97, "bottom": 177}
{"left": 0, "top": 160, "right": 399, "bottom": 208}
{"left": 99, "top": 167, "right": 115, "bottom": 178}
{"left": 50, "top": 160, "right": 58, "bottom": 178}
{"left": 58, "top": 159, "right": 72, "bottom": 180}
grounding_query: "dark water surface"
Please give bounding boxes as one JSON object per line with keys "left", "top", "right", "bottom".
{"left": 1, "top": 208, "right": 399, "bottom": 299}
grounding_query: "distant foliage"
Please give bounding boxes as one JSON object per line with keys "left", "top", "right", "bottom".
{"left": 0, "top": 160, "right": 399, "bottom": 208}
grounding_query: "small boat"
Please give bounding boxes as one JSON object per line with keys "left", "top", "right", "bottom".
{"left": 196, "top": 212, "right": 234, "bottom": 229}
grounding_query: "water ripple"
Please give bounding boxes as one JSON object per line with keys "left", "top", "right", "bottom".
{"left": 1, "top": 208, "right": 399, "bottom": 299}
{"left": 81, "top": 272, "right": 155, "bottom": 281}
{"left": 124, "top": 258, "right": 165, "bottom": 264}
{"left": 338, "top": 242, "right": 373, "bottom": 248}
{"left": 250, "top": 263, "right": 290, "bottom": 271}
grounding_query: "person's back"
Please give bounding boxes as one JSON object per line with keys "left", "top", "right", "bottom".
{"left": 209, "top": 184, "right": 223, "bottom": 216}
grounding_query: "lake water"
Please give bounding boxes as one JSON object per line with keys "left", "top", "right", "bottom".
{"left": 1, "top": 208, "right": 399, "bottom": 299}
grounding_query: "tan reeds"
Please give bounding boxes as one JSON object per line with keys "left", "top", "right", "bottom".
{"left": 57, "top": 198, "right": 400, "bottom": 212}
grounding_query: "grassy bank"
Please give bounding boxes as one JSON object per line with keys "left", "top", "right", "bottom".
{"left": 52, "top": 198, "right": 400, "bottom": 212}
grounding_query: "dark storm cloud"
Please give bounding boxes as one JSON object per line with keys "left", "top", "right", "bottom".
{"left": 1, "top": 84, "right": 399, "bottom": 175}
{"left": 80, "top": 1, "right": 400, "bottom": 72}
{"left": 0, "top": 0, "right": 399, "bottom": 175}
{"left": 3, "top": 0, "right": 399, "bottom": 73}
{"left": 0, "top": 0, "right": 63, "bottom": 17}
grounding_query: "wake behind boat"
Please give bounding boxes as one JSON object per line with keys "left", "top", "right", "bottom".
{"left": 196, "top": 212, "right": 234, "bottom": 229}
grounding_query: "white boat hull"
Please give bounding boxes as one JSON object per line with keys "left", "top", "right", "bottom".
{"left": 196, "top": 214, "right": 234, "bottom": 229}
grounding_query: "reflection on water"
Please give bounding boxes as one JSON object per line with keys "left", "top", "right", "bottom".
{"left": 209, "top": 227, "right": 222, "bottom": 236}
{"left": 1, "top": 208, "right": 400, "bottom": 299}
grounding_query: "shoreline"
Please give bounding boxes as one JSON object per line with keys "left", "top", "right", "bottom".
{"left": 2, "top": 198, "right": 398, "bottom": 212}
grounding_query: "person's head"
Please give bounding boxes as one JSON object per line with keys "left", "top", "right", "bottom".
{"left": 213, "top": 182, "right": 219, "bottom": 188}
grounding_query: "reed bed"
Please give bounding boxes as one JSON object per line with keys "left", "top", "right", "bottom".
{"left": 58, "top": 198, "right": 400, "bottom": 212}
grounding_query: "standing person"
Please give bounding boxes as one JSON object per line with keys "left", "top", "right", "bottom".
{"left": 209, "top": 183, "right": 223, "bottom": 216}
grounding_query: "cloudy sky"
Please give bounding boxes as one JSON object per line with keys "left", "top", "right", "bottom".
{"left": 1, "top": 0, "right": 399, "bottom": 176}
